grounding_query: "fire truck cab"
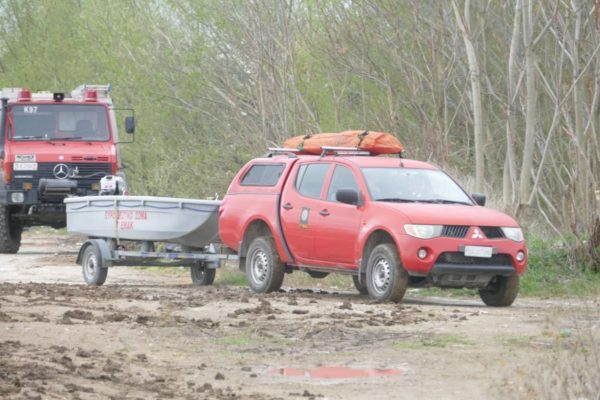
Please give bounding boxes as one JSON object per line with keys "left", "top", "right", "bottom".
{"left": 0, "top": 84, "right": 134, "bottom": 253}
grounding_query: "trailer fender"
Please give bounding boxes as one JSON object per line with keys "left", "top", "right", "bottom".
{"left": 76, "top": 239, "right": 113, "bottom": 268}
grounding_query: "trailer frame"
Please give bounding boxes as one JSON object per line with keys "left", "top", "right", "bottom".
{"left": 76, "top": 237, "right": 238, "bottom": 286}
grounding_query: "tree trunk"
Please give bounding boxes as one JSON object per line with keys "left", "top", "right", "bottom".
{"left": 517, "top": 0, "right": 537, "bottom": 217}
{"left": 452, "top": 0, "right": 485, "bottom": 192}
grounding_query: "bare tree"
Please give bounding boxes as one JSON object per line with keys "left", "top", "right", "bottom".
{"left": 453, "top": 0, "right": 485, "bottom": 192}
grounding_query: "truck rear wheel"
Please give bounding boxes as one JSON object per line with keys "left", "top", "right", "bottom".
{"left": 191, "top": 261, "right": 216, "bottom": 286}
{"left": 245, "top": 236, "right": 284, "bottom": 293}
{"left": 81, "top": 245, "right": 108, "bottom": 286}
{"left": 478, "top": 275, "right": 519, "bottom": 307}
{"left": 0, "top": 205, "right": 22, "bottom": 254}
{"left": 366, "top": 243, "right": 408, "bottom": 303}
{"left": 352, "top": 275, "right": 368, "bottom": 295}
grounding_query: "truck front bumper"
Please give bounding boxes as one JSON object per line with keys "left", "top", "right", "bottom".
{"left": 395, "top": 233, "right": 527, "bottom": 288}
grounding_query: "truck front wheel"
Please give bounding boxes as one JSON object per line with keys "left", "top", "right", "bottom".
{"left": 245, "top": 236, "right": 284, "bottom": 293}
{"left": 366, "top": 243, "right": 408, "bottom": 303}
{"left": 0, "top": 205, "right": 22, "bottom": 254}
{"left": 478, "top": 275, "right": 519, "bottom": 307}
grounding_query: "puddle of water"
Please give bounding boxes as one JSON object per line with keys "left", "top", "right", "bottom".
{"left": 270, "top": 366, "right": 402, "bottom": 379}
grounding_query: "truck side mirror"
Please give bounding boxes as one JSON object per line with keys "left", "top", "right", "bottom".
{"left": 125, "top": 116, "right": 135, "bottom": 134}
{"left": 336, "top": 188, "right": 363, "bottom": 206}
{"left": 471, "top": 193, "right": 486, "bottom": 206}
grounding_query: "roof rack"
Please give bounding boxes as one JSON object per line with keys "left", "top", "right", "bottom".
{"left": 265, "top": 147, "right": 300, "bottom": 158}
{"left": 320, "top": 146, "right": 371, "bottom": 157}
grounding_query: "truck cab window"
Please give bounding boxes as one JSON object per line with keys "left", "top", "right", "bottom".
{"left": 327, "top": 165, "right": 359, "bottom": 201}
{"left": 295, "top": 163, "right": 329, "bottom": 199}
{"left": 11, "top": 104, "right": 109, "bottom": 141}
{"left": 241, "top": 164, "right": 284, "bottom": 186}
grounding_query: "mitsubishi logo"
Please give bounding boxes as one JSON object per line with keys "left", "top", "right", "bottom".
{"left": 53, "top": 163, "right": 70, "bottom": 179}
{"left": 471, "top": 228, "right": 484, "bottom": 239}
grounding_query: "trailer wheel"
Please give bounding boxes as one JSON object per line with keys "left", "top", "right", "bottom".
{"left": 191, "top": 261, "right": 216, "bottom": 286}
{"left": 0, "top": 205, "right": 22, "bottom": 254}
{"left": 245, "top": 236, "right": 284, "bottom": 293}
{"left": 81, "top": 245, "right": 108, "bottom": 286}
{"left": 366, "top": 243, "right": 408, "bottom": 303}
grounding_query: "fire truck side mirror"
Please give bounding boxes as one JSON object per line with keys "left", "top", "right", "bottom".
{"left": 125, "top": 116, "right": 135, "bottom": 134}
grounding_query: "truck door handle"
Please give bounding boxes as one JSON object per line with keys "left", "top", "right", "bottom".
{"left": 319, "top": 209, "right": 330, "bottom": 216}
{"left": 282, "top": 203, "right": 293, "bottom": 210}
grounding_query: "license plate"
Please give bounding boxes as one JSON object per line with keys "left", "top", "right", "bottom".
{"left": 16, "top": 154, "right": 36, "bottom": 162}
{"left": 13, "top": 162, "right": 38, "bottom": 171}
{"left": 464, "top": 245, "right": 493, "bottom": 258}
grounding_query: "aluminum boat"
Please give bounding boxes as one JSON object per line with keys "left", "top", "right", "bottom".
{"left": 65, "top": 195, "right": 220, "bottom": 248}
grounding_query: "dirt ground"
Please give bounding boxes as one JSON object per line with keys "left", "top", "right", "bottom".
{"left": 1, "top": 230, "right": 599, "bottom": 400}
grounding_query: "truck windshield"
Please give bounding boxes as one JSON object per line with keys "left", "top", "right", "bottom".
{"left": 362, "top": 167, "right": 473, "bottom": 205}
{"left": 11, "top": 104, "right": 110, "bottom": 141}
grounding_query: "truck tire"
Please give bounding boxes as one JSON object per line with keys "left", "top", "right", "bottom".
{"left": 478, "top": 275, "right": 519, "bottom": 307}
{"left": 245, "top": 236, "right": 284, "bottom": 293}
{"left": 352, "top": 275, "right": 368, "bottom": 295}
{"left": 81, "top": 244, "right": 108, "bottom": 286}
{"left": 366, "top": 243, "right": 408, "bottom": 303}
{"left": 0, "top": 205, "right": 22, "bottom": 254}
{"left": 191, "top": 261, "right": 216, "bottom": 286}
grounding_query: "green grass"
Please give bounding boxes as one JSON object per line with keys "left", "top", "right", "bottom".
{"left": 520, "top": 236, "right": 600, "bottom": 297}
{"left": 393, "top": 334, "right": 471, "bottom": 349}
{"left": 215, "top": 267, "right": 247, "bottom": 286}
{"left": 497, "top": 334, "right": 532, "bottom": 347}
{"left": 27, "top": 226, "right": 67, "bottom": 235}
{"left": 215, "top": 332, "right": 255, "bottom": 347}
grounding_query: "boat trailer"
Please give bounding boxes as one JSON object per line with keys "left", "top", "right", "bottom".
{"left": 64, "top": 195, "right": 238, "bottom": 286}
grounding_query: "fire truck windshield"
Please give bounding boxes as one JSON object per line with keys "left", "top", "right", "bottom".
{"left": 11, "top": 104, "right": 110, "bottom": 141}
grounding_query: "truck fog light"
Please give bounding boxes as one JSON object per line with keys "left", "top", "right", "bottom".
{"left": 516, "top": 251, "right": 525, "bottom": 262}
{"left": 22, "top": 182, "right": 33, "bottom": 190}
{"left": 91, "top": 183, "right": 100, "bottom": 191}
{"left": 11, "top": 192, "right": 25, "bottom": 203}
{"left": 417, "top": 248, "right": 428, "bottom": 259}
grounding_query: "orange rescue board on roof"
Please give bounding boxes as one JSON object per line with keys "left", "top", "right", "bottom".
{"left": 283, "top": 130, "right": 404, "bottom": 155}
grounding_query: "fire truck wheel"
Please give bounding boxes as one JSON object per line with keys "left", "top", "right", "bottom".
{"left": 191, "top": 261, "right": 216, "bottom": 286}
{"left": 245, "top": 236, "right": 284, "bottom": 293}
{"left": 0, "top": 205, "right": 22, "bottom": 254}
{"left": 366, "top": 243, "right": 408, "bottom": 303}
{"left": 81, "top": 245, "right": 108, "bottom": 286}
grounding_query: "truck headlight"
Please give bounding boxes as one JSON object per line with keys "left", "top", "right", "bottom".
{"left": 404, "top": 224, "right": 443, "bottom": 239}
{"left": 11, "top": 192, "right": 25, "bottom": 203}
{"left": 501, "top": 227, "right": 524, "bottom": 242}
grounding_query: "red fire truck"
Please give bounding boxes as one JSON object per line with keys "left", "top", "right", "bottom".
{"left": 0, "top": 84, "right": 135, "bottom": 253}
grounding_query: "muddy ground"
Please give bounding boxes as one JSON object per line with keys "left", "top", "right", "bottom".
{"left": 1, "top": 230, "right": 599, "bottom": 400}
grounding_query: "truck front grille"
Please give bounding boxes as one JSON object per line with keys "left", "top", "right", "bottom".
{"left": 441, "top": 225, "right": 505, "bottom": 239}
{"left": 12, "top": 162, "right": 111, "bottom": 190}
{"left": 441, "top": 225, "right": 469, "bottom": 238}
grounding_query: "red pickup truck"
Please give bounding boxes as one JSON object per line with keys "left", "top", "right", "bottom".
{"left": 219, "top": 148, "right": 527, "bottom": 306}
